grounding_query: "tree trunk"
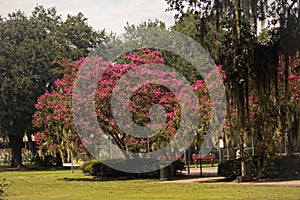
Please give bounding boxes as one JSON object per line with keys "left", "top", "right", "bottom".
{"left": 233, "top": 0, "right": 241, "bottom": 45}
{"left": 9, "top": 134, "right": 23, "bottom": 167}
{"left": 287, "top": 133, "right": 295, "bottom": 155}
{"left": 241, "top": 160, "right": 251, "bottom": 177}
{"left": 56, "top": 152, "right": 63, "bottom": 167}
{"left": 287, "top": 113, "right": 299, "bottom": 155}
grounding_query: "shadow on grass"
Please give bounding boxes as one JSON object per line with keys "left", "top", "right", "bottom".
{"left": 0, "top": 165, "right": 77, "bottom": 173}
{"left": 61, "top": 173, "right": 223, "bottom": 182}
{"left": 252, "top": 177, "right": 300, "bottom": 182}
{"left": 61, "top": 176, "right": 159, "bottom": 182}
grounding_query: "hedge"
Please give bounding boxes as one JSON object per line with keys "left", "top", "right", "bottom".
{"left": 81, "top": 159, "right": 185, "bottom": 178}
{"left": 218, "top": 155, "right": 300, "bottom": 180}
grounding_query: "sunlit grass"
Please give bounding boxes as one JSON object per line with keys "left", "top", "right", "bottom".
{"left": 0, "top": 169, "right": 299, "bottom": 200}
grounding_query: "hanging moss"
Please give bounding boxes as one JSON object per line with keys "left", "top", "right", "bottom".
{"left": 167, "top": 0, "right": 300, "bottom": 156}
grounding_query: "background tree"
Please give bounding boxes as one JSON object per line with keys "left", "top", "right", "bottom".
{"left": 0, "top": 5, "right": 105, "bottom": 166}
{"left": 165, "top": 0, "right": 300, "bottom": 168}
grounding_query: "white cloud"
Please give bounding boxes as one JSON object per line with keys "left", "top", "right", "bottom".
{"left": 0, "top": 0, "right": 175, "bottom": 34}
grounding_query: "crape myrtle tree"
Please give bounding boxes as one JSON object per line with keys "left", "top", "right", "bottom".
{"left": 33, "top": 47, "right": 218, "bottom": 161}
{"left": 0, "top": 5, "right": 105, "bottom": 166}
{"left": 33, "top": 59, "right": 86, "bottom": 163}
{"left": 122, "top": 21, "right": 210, "bottom": 149}
{"left": 166, "top": 0, "right": 300, "bottom": 163}
{"left": 119, "top": 21, "right": 227, "bottom": 152}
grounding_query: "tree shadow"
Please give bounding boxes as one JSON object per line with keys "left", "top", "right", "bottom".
{"left": 60, "top": 176, "right": 158, "bottom": 182}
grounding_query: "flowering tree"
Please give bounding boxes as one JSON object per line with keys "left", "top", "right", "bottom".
{"left": 34, "top": 48, "right": 215, "bottom": 161}
{"left": 74, "top": 47, "right": 213, "bottom": 159}
{"left": 33, "top": 59, "right": 85, "bottom": 163}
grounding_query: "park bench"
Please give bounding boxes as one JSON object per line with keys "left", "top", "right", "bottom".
{"left": 192, "top": 153, "right": 215, "bottom": 167}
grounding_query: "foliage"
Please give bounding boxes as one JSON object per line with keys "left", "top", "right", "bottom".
{"left": 35, "top": 50, "right": 192, "bottom": 170}
{"left": 118, "top": 21, "right": 220, "bottom": 150}
{"left": 93, "top": 48, "right": 180, "bottom": 153}
{"left": 273, "top": 155, "right": 300, "bottom": 178}
{"left": 35, "top": 47, "right": 216, "bottom": 160}
{"left": 252, "top": 155, "right": 300, "bottom": 179}
{"left": 166, "top": 0, "right": 300, "bottom": 162}
{"left": 80, "top": 160, "right": 101, "bottom": 176}
{"left": 80, "top": 159, "right": 184, "bottom": 178}
{"left": 172, "top": 160, "right": 185, "bottom": 171}
{"left": 31, "top": 154, "right": 63, "bottom": 167}
{"left": 218, "top": 155, "right": 300, "bottom": 179}
{"left": 218, "top": 159, "right": 242, "bottom": 180}
{"left": 0, "top": 5, "right": 105, "bottom": 166}
{"left": 80, "top": 159, "right": 160, "bottom": 178}
{"left": 33, "top": 59, "right": 85, "bottom": 163}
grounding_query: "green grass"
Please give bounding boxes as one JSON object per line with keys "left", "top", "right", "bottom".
{"left": 0, "top": 169, "right": 299, "bottom": 200}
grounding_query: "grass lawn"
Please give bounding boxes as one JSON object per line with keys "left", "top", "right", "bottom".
{"left": 0, "top": 169, "right": 299, "bottom": 200}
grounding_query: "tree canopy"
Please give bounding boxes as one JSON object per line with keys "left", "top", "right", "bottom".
{"left": 166, "top": 0, "right": 300, "bottom": 163}
{"left": 0, "top": 5, "right": 105, "bottom": 166}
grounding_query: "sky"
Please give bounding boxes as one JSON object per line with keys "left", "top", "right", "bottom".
{"left": 0, "top": 0, "right": 175, "bottom": 34}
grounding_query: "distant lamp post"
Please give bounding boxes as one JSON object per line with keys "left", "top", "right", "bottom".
{"left": 219, "top": 138, "right": 224, "bottom": 163}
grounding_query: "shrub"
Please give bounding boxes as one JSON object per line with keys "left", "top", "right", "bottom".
{"left": 80, "top": 160, "right": 101, "bottom": 175}
{"left": 218, "top": 155, "right": 300, "bottom": 180}
{"left": 218, "top": 157, "right": 276, "bottom": 179}
{"left": 32, "top": 154, "right": 63, "bottom": 167}
{"left": 80, "top": 159, "right": 184, "bottom": 178}
{"left": 270, "top": 155, "right": 300, "bottom": 178}
{"left": 218, "top": 159, "right": 242, "bottom": 180}
{"left": 250, "top": 155, "right": 296, "bottom": 178}
{"left": 172, "top": 160, "right": 185, "bottom": 171}
{"left": 251, "top": 156, "right": 277, "bottom": 178}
